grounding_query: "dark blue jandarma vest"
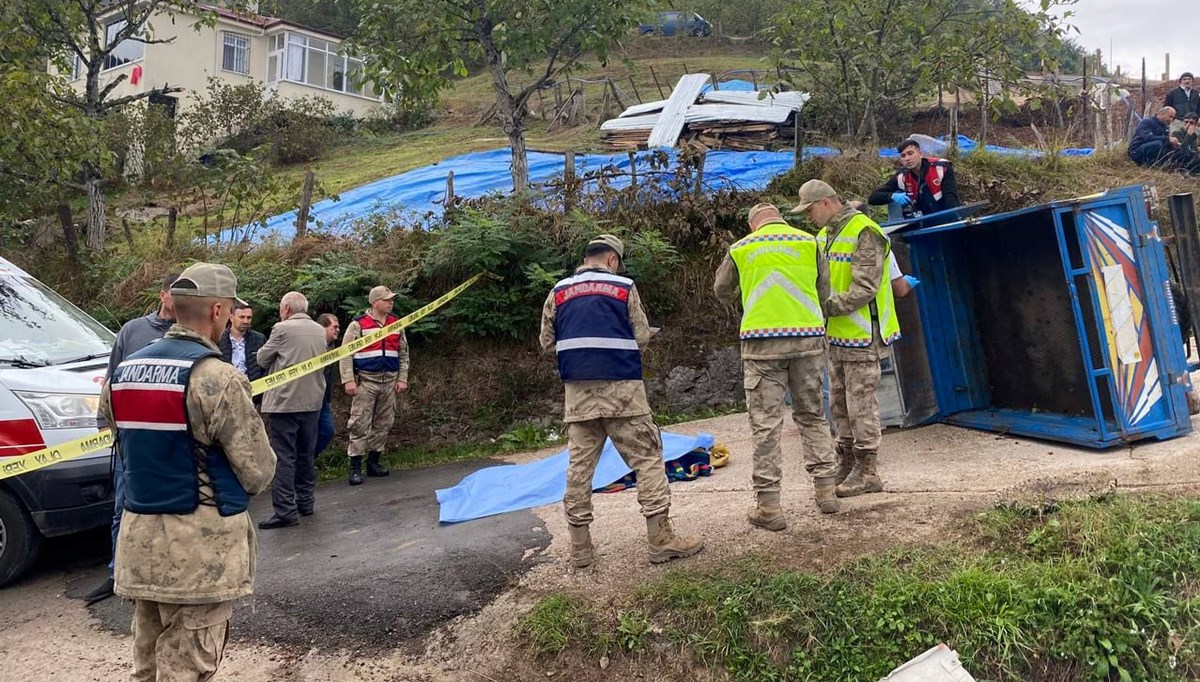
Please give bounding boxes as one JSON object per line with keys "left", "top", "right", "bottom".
{"left": 551, "top": 269, "right": 642, "bottom": 382}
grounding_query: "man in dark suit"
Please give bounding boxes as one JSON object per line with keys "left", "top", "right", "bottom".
{"left": 218, "top": 303, "right": 266, "bottom": 382}
{"left": 1165, "top": 72, "right": 1200, "bottom": 119}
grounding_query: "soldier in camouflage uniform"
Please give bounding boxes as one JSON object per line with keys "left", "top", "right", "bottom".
{"left": 795, "top": 180, "right": 902, "bottom": 498}
{"left": 540, "top": 235, "right": 704, "bottom": 568}
{"left": 714, "top": 203, "right": 840, "bottom": 529}
{"left": 101, "top": 263, "right": 275, "bottom": 682}
{"left": 339, "top": 285, "right": 410, "bottom": 486}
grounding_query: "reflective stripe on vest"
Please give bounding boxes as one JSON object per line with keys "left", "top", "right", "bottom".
{"left": 898, "top": 158, "right": 948, "bottom": 203}
{"left": 729, "top": 223, "right": 825, "bottom": 340}
{"left": 818, "top": 214, "right": 902, "bottom": 348}
{"left": 111, "top": 337, "right": 250, "bottom": 517}
{"left": 353, "top": 313, "right": 402, "bottom": 373}
{"left": 552, "top": 269, "right": 642, "bottom": 382}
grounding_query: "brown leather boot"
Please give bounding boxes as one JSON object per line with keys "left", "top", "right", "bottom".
{"left": 833, "top": 442, "right": 855, "bottom": 485}
{"left": 747, "top": 491, "right": 787, "bottom": 531}
{"left": 646, "top": 514, "right": 704, "bottom": 564}
{"left": 813, "top": 477, "right": 841, "bottom": 514}
{"left": 568, "top": 524, "right": 594, "bottom": 568}
{"left": 837, "top": 449, "right": 884, "bottom": 497}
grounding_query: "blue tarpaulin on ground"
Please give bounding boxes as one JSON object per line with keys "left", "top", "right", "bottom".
{"left": 435, "top": 431, "right": 715, "bottom": 523}
{"left": 249, "top": 136, "right": 1095, "bottom": 242}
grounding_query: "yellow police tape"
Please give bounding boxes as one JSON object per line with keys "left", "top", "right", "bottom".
{"left": 0, "top": 273, "right": 486, "bottom": 482}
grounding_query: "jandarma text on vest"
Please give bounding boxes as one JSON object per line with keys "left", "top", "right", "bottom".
{"left": 555, "top": 281, "right": 630, "bottom": 304}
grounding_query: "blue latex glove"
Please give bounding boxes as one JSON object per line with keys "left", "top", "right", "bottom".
{"left": 891, "top": 192, "right": 913, "bottom": 206}
{"left": 903, "top": 275, "right": 921, "bottom": 289}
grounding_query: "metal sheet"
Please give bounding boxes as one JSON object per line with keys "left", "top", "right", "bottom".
{"left": 602, "top": 104, "right": 793, "bottom": 132}
{"left": 699, "top": 90, "right": 809, "bottom": 111}
{"left": 618, "top": 100, "right": 667, "bottom": 117}
{"left": 647, "top": 73, "right": 710, "bottom": 148}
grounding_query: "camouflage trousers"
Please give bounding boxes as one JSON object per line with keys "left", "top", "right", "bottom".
{"left": 828, "top": 357, "right": 882, "bottom": 451}
{"left": 131, "top": 600, "right": 232, "bottom": 682}
{"left": 346, "top": 375, "right": 396, "bottom": 456}
{"left": 564, "top": 415, "right": 671, "bottom": 526}
{"left": 744, "top": 355, "right": 838, "bottom": 493}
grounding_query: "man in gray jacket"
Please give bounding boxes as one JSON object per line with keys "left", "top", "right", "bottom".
{"left": 85, "top": 272, "right": 177, "bottom": 605}
{"left": 256, "top": 291, "right": 328, "bottom": 529}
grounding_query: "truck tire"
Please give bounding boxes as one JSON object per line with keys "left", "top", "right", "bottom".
{"left": 0, "top": 488, "right": 42, "bottom": 588}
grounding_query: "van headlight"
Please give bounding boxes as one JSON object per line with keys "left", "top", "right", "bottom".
{"left": 12, "top": 392, "right": 100, "bottom": 430}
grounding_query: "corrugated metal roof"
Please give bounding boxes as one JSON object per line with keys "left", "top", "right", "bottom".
{"left": 699, "top": 90, "right": 809, "bottom": 111}
{"left": 647, "top": 73, "right": 711, "bottom": 148}
{"left": 601, "top": 104, "right": 794, "bottom": 132}
{"left": 619, "top": 100, "right": 668, "bottom": 117}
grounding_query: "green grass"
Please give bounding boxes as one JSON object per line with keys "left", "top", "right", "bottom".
{"left": 522, "top": 495, "right": 1200, "bottom": 680}
{"left": 520, "top": 594, "right": 602, "bottom": 655}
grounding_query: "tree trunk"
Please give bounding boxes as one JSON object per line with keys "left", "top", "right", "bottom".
{"left": 507, "top": 121, "right": 529, "bottom": 194}
{"left": 57, "top": 202, "right": 80, "bottom": 264}
{"left": 84, "top": 171, "right": 106, "bottom": 251}
{"left": 166, "top": 207, "right": 177, "bottom": 249}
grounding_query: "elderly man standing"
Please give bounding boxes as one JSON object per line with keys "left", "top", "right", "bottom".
{"left": 714, "top": 204, "right": 840, "bottom": 528}
{"left": 339, "top": 286, "right": 409, "bottom": 486}
{"left": 102, "top": 263, "right": 274, "bottom": 681}
{"left": 256, "top": 291, "right": 328, "bottom": 529}
{"left": 541, "top": 235, "right": 703, "bottom": 567}
{"left": 795, "top": 180, "right": 901, "bottom": 499}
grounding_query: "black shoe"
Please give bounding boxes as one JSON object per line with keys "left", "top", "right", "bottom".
{"left": 299, "top": 508, "right": 314, "bottom": 517}
{"left": 366, "top": 451, "right": 390, "bottom": 477}
{"left": 349, "top": 456, "right": 364, "bottom": 486}
{"left": 84, "top": 577, "right": 115, "bottom": 605}
{"left": 258, "top": 516, "right": 299, "bottom": 530}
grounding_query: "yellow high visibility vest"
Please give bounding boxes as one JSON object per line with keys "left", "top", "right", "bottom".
{"left": 729, "top": 222, "right": 825, "bottom": 340}
{"left": 817, "top": 213, "right": 901, "bottom": 347}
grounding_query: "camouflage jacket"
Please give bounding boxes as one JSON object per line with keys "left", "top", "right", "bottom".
{"left": 102, "top": 326, "right": 276, "bottom": 604}
{"left": 540, "top": 265, "right": 653, "bottom": 422}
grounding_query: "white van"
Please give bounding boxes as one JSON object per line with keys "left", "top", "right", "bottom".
{"left": 0, "top": 257, "right": 115, "bottom": 586}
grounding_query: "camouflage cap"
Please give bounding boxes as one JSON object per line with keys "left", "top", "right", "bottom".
{"left": 791, "top": 179, "right": 837, "bottom": 213}
{"left": 587, "top": 234, "right": 624, "bottom": 259}
{"left": 170, "top": 263, "right": 246, "bottom": 305}
{"left": 748, "top": 203, "right": 784, "bottom": 226}
{"left": 369, "top": 285, "right": 397, "bottom": 303}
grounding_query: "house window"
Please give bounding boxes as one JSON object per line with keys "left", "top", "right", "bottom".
{"left": 103, "top": 19, "right": 144, "bottom": 71}
{"left": 222, "top": 32, "right": 250, "bottom": 75}
{"left": 277, "top": 32, "right": 375, "bottom": 98}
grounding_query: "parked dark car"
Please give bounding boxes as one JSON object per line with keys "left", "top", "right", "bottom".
{"left": 638, "top": 11, "right": 712, "bottom": 37}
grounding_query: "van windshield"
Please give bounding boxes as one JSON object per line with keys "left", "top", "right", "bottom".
{"left": 0, "top": 275, "right": 115, "bottom": 367}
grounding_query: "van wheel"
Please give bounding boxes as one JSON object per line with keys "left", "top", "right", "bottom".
{"left": 0, "top": 488, "right": 41, "bottom": 588}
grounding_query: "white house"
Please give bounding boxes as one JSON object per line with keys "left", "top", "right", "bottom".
{"left": 65, "top": 3, "right": 383, "bottom": 119}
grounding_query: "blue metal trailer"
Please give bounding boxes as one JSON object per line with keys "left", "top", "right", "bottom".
{"left": 890, "top": 186, "right": 1193, "bottom": 448}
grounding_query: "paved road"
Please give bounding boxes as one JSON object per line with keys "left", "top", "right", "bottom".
{"left": 53, "top": 459, "right": 550, "bottom": 651}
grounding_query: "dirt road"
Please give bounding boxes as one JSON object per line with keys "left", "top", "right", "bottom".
{"left": 3, "top": 412, "right": 1200, "bottom": 681}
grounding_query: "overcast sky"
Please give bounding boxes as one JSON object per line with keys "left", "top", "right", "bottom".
{"left": 1064, "top": 0, "right": 1196, "bottom": 80}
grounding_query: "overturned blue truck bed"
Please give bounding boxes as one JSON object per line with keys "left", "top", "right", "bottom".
{"left": 885, "top": 186, "right": 1193, "bottom": 449}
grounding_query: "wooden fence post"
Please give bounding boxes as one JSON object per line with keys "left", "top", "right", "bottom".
{"left": 564, "top": 150, "right": 576, "bottom": 210}
{"left": 694, "top": 150, "right": 706, "bottom": 198}
{"left": 649, "top": 65, "right": 666, "bottom": 99}
{"left": 445, "top": 170, "right": 455, "bottom": 210}
{"left": 166, "top": 208, "right": 177, "bottom": 249}
{"left": 628, "top": 76, "right": 643, "bottom": 104}
{"left": 294, "top": 170, "right": 315, "bottom": 241}
{"left": 121, "top": 217, "right": 134, "bottom": 247}
{"left": 628, "top": 150, "right": 638, "bottom": 196}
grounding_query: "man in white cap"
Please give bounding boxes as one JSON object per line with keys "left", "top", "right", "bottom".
{"left": 793, "top": 180, "right": 901, "bottom": 499}
{"left": 101, "top": 262, "right": 275, "bottom": 681}
{"left": 540, "top": 234, "right": 704, "bottom": 568}
{"left": 339, "top": 285, "right": 409, "bottom": 486}
{"left": 714, "top": 203, "right": 841, "bottom": 529}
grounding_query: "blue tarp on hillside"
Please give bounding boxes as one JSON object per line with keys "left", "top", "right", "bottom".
{"left": 255, "top": 147, "right": 840, "bottom": 238}
{"left": 878, "top": 134, "right": 1095, "bottom": 160}
{"left": 251, "top": 135, "right": 1095, "bottom": 241}
{"left": 435, "top": 431, "right": 715, "bottom": 523}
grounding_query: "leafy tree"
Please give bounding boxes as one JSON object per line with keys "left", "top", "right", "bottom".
{"left": 772, "top": 0, "right": 1077, "bottom": 142}
{"left": 263, "top": 0, "right": 361, "bottom": 38}
{"left": 2, "top": 0, "right": 247, "bottom": 251}
{"left": 352, "top": 0, "right": 657, "bottom": 192}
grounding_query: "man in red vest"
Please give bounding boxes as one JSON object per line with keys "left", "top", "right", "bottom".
{"left": 868, "top": 138, "right": 960, "bottom": 219}
{"left": 338, "top": 285, "right": 409, "bottom": 485}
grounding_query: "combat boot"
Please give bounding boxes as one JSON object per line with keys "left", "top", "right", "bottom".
{"left": 567, "top": 524, "right": 594, "bottom": 568}
{"left": 646, "top": 513, "right": 704, "bottom": 564}
{"left": 833, "top": 442, "right": 855, "bottom": 485}
{"left": 348, "top": 456, "right": 364, "bottom": 486}
{"left": 813, "top": 477, "right": 841, "bottom": 514}
{"left": 747, "top": 491, "right": 787, "bottom": 531}
{"left": 366, "top": 451, "right": 390, "bottom": 477}
{"left": 836, "top": 449, "right": 884, "bottom": 498}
